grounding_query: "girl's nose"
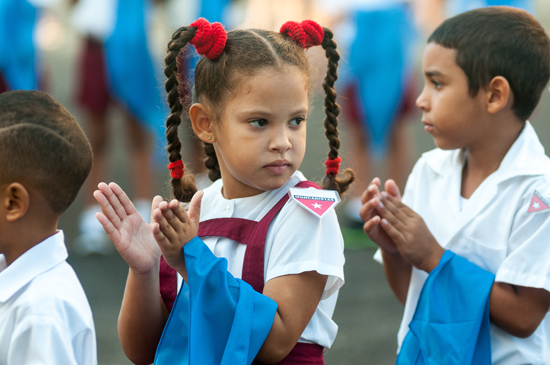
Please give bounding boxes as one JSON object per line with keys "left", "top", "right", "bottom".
{"left": 269, "top": 127, "right": 292, "bottom": 152}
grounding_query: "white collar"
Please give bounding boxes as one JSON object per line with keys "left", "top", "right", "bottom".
{"left": 0, "top": 231, "right": 67, "bottom": 303}
{"left": 423, "top": 121, "right": 548, "bottom": 183}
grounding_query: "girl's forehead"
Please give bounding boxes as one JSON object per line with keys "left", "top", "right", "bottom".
{"left": 222, "top": 67, "right": 309, "bottom": 114}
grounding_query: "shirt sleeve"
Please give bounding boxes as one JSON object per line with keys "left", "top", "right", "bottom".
{"left": 496, "top": 183, "right": 550, "bottom": 294}
{"left": 264, "top": 200, "right": 345, "bottom": 300}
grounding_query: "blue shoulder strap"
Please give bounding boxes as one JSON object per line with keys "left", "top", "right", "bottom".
{"left": 396, "top": 250, "right": 494, "bottom": 365}
{"left": 154, "top": 237, "right": 277, "bottom": 365}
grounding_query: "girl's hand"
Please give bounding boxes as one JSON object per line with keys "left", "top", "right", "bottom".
{"left": 360, "top": 178, "right": 400, "bottom": 253}
{"left": 376, "top": 191, "right": 445, "bottom": 273}
{"left": 152, "top": 190, "right": 203, "bottom": 272}
{"left": 93, "top": 182, "right": 162, "bottom": 274}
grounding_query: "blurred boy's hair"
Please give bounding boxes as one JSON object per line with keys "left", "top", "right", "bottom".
{"left": 429, "top": 6, "right": 550, "bottom": 121}
{"left": 0, "top": 90, "right": 92, "bottom": 213}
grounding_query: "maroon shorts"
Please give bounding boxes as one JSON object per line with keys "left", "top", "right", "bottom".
{"left": 77, "top": 37, "right": 110, "bottom": 113}
{"left": 0, "top": 72, "right": 8, "bottom": 94}
{"left": 253, "top": 343, "right": 324, "bottom": 365}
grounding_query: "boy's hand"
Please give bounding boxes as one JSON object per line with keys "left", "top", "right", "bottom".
{"left": 375, "top": 191, "right": 445, "bottom": 273}
{"left": 152, "top": 190, "right": 203, "bottom": 272}
{"left": 360, "top": 178, "right": 401, "bottom": 253}
{"left": 93, "top": 182, "right": 161, "bottom": 274}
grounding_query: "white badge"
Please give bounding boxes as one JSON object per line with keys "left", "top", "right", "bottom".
{"left": 288, "top": 187, "right": 341, "bottom": 218}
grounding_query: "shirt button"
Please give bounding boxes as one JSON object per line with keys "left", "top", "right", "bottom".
{"left": 225, "top": 204, "right": 231, "bottom": 212}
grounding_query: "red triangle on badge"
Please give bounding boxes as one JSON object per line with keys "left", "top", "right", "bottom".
{"left": 294, "top": 198, "right": 336, "bottom": 217}
{"left": 527, "top": 191, "right": 550, "bottom": 213}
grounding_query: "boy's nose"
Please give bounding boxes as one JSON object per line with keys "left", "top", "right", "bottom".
{"left": 416, "top": 89, "right": 429, "bottom": 111}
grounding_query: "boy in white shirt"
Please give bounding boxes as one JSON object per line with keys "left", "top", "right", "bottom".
{"left": 361, "top": 7, "right": 550, "bottom": 364}
{"left": 0, "top": 90, "right": 97, "bottom": 364}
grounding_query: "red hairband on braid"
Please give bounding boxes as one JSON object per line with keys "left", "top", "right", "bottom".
{"left": 189, "top": 18, "right": 227, "bottom": 59}
{"left": 325, "top": 157, "right": 342, "bottom": 176}
{"left": 280, "top": 20, "right": 324, "bottom": 49}
{"left": 168, "top": 160, "right": 184, "bottom": 179}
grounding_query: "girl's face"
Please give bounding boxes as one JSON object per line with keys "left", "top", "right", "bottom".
{"left": 212, "top": 66, "right": 309, "bottom": 199}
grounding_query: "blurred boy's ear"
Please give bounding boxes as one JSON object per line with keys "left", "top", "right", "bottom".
{"left": 2, "top": 183, "right": 29, "bottom": 222}
{"left": 189, "top": 103, "right": 216, "bottom": 143}
{"left": 486, "top": 76, "right": 511, "bottom": 114}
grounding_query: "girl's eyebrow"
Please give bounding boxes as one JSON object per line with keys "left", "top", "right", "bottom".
{"left": 237, "top": 108, "right": 308, "bottom": 117}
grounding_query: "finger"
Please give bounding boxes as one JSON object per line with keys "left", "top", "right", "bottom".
{"left": 153, "top": 206, "right": 178, "bottom": 242}
{"left": 380, "top": 218, "right": 406, "bottom": 246}
{"left": 359, "top": 198, "right": 379, "bottom": 222}
{"left": 160, "top": 200, "right": 187, "bottom": 229}
{"left": 363, "top": 215, "right": 381, "bottom": 235}
{"left": 98, "top": 182, "right": 129, "bottom": 222}
{"left": 147, "top": 196, "right": 163, "bottom": 224}
{"left": 168, "top": 199, "right": 189, "bottom": 224}
{"left": 361, "top": 180, "right": 381, "bottom": 205}
{"left": 109, "top": 182, "right": 138, "bottom": 217}
{"left": 380, "top": 192, "right": 415, "bottom": 219}
{"left": 151, "top": 222, "right": 169, "bottom": 248}
{"left": 93, "top": 189, "right": 122, "bottom": 229}
{"left": 385, "top": 179, "right": 402, "bottom": 200}
{"left": 374, "top": 198, "right": 403, "bottom": 230}
{"left": 187, "top": 190, "right": 203, "bottom": 223}
{"left": 95, "top": 212, "right": 121, "bottom": 244}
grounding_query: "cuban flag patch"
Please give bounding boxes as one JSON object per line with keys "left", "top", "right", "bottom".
{"left": 527, "top": 190, "right": 550, "bottom": 213}
{"left": 288, "top": 187, "right": 341, "bottom": 218}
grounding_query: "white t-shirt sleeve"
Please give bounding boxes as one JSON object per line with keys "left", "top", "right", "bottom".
{"left": 496, "top": 183, "right": 550, "bottom": 294}
{"left": 264, "top": 200, "right": 345, "bottom": 300}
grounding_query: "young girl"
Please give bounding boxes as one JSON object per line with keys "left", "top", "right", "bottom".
{"left": 93, "top": 18, "right": 354, "bottom": 364}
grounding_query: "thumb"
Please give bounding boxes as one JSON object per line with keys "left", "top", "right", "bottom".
{"left": 385, "top": 179, "right": 402, "bottom": 200}
{"left": 187, "top": 190, "right": 204, "bottom": 223}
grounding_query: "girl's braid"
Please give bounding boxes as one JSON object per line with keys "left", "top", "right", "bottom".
{"left": 204, "top": 142, "right": 221, "bottom": 181}
{"left": 164, "top": 26, "right": 198, "bottom": 202}
{"left": 320, "top": 27, "right": 355, "bottom": 194}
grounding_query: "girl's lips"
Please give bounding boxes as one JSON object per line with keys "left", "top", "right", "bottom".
{"left": 264, "top": 161, "right": 290, "bottom": 175}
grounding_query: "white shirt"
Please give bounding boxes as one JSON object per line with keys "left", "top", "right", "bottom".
{"left": 178, "top": 171, "right": 345, "bottom": 349}
{"left": 377, "top": 122, "right": 550, "bottom": 364}
{"left": 0, "top": 231, "right": 97, "bottom": 365}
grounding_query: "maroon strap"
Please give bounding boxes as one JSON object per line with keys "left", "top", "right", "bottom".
{"left": 159, "top": 180, "right": 320, "bottom": 310}
{"left": 252, "top": 343, "right": 324, "bottom": 365}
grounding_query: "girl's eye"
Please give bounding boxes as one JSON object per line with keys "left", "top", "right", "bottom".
{"left": 250, "top": 119, "right": 268, "bottom": 127}
{"left": 289, "top": 117, "right": 305, "bottom": 126}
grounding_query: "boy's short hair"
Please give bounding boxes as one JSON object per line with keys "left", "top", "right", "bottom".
{"left": 428, "top": 6, "right": 550, "bottom": 121}
{"left": 0, "top": 91, "right": 92, "bottom": 214}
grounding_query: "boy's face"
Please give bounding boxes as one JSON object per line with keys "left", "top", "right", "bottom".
{"left": 416, "top": 43, "right": 487, "bottom": 150}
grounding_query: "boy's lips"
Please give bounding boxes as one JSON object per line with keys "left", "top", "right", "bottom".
{"left": 422, "top": 120, "right": 434, "bottom": 133}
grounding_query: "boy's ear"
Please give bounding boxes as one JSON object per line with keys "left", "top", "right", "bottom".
{"left": 189, "top": 103, "right": 216, "bottom": 143}
{"left": 486, "top": 76, "right": 511, "bottom": 114}
{"left": 2, "top": 183, "right": 29, "bottom": 222}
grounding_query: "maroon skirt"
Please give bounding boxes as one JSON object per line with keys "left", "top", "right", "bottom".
{"left": 253, "top": 343, "right": 324, "bottom": 365}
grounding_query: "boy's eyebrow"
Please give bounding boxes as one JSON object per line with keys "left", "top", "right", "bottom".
{"left": 425, "top": 70, "right": 444, "bottom": 78}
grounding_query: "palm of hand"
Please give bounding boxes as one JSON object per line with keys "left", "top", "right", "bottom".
{"left": 115, "top": 212, "right": 160, "bottom": 274}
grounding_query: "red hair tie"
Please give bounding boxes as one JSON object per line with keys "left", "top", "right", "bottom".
{"left": 189, "top": 18, "right": 227, "bottom": 60}
{"left": 168, "top": 160, "right": 184, "bottom": 179}
{"left": 280, "top": 20, "right": 324, "bottom": 49}
{"left": 325, "top": 157, "right": 342, "bottom": 176}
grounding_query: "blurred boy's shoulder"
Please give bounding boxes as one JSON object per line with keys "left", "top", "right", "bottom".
{"left": 0, "top": 232, "right": 96, "bottom": 364}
